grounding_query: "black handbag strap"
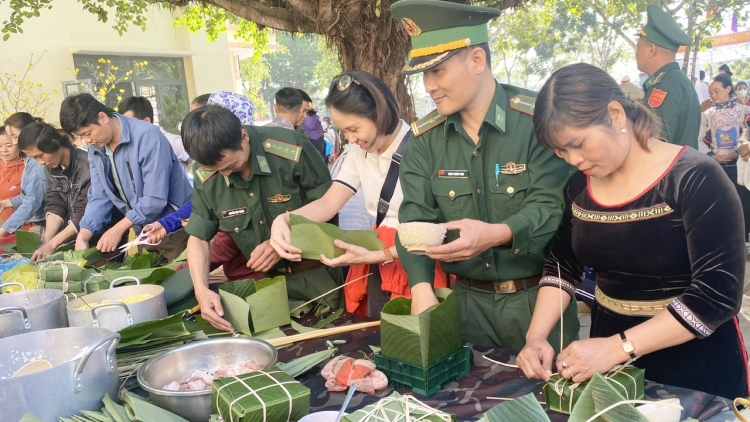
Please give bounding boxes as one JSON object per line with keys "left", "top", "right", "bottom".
{"left": 376, "top": 130, "right": 412, "bottom": 228}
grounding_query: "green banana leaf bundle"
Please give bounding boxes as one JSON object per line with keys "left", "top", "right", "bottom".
{"left": 544, "top": 366, "right": 644, "bottom": 415}
{"left": 38, "top": 247, "right": 103, "bottom": 267}
{"left": 568, "top": 372, "right": 650, "bottom": 422}
{"left": 37, "top": 262, "right": 87, "bottom": 282}
{"left": 56, "top": 393, "right": 189, "bottom": 422}
{"left": 380, "top": 288, "right": 462, "bottom": 369}
{"left": 289, "top": 214, "right": 383, "bottom": 260}
{"left": 343, "top": 391, "right": 455, "bottom": 422}
{"left": 218, "top": 276, "right": 291, "bottom": 335}
{"left": 211, "top": 366, "right": 310, "bottom": 422}
{"left": 480, "top": 393, "right": 551, "bottom": 422}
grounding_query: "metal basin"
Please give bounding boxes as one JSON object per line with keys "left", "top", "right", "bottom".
{"left": 67, "top": 276, "right": 167, "bottom": 332}
{"left": 0, "top": 327, "right": 120, "bottom": 422}
{"left": 0, "top": 282, "right": 69, "bottom": 339}
{"left": 137, "top": 337, "right": 278, "bottom": 422}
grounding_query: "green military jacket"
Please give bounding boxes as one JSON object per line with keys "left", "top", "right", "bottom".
{"left": 642, "top": 62, "right": 700, "bottom": 149}
{"left": 186, "top": 125, "right": 332, "bottom": 259}
{"left": 397, "top": 81, "right": 574, "bottom": 287}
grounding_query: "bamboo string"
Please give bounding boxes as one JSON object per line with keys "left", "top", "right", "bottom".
{"left": 289, "top": 273, "right": 372, "bottom": 313}
{"left": 265, "top": 321, "right": 380, "bottom": 347}
{"left": 558, "top": 262, "right": 563, "bottom": 354}
{"left": 351, "top": 394, "right": 453, "bottom": 422}
{"left": 487, "top": 397, "right": 546, "bottom": 404}
{"left": 583, "top": 399, "right": 682, "bottom": 422}
{"left": 482, "top": 355, "right": 518, "bottom": 369}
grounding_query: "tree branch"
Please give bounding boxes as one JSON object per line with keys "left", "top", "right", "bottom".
{"left": 188, "top": 0, "right": 319, "bottom": 33}
{"left": 592, "top": 3, "right": 637, "bottom": 49}
{"left": 486, "top": 0, "right": 524, "bottom": 11}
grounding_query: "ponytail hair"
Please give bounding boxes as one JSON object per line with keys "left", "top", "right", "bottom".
{"left": 4, "top": 112, "right": 43, "bottom": 131}
{"left": 534, "top": 63, "right": 661, "bottom": 151}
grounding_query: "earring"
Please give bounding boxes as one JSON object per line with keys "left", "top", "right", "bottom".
{"left": 621, "top": 128, "right": 627, "bottom": 134}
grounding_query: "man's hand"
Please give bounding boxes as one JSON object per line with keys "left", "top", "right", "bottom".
{"left": 196, "top": 288, "right": 234, "bottom": 332}
{"left": 426, "top": 219, "right": 510, "bottom": 262}
{"left": 31, "top": 242, "right": 57, "bottom": 261}
{"left": 247, "top": 240, "right": 282, "bottom": 272}
{"left": 410, "top": 282, "right": 439, "bottom": 315}
{"left": 96, "top": 226, "right": 125, "bottom": 253}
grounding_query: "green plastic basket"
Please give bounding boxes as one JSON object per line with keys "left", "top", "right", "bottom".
{"left": 374, "top": 346, "right": 470, "bottom": 397}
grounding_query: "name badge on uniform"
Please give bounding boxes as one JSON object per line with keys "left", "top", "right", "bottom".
{"left": 221, "top": 207, "right": 248, "bottom": 218}
{"left": 438, "top": 170, "right": 469, "bottom": 178}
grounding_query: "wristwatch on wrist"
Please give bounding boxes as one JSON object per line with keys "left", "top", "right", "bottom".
{"left": 619, "top": 332, "right": 636, "bottom": 359}
{"left": 382, "top": 247, "right": 395, "bottom": 265}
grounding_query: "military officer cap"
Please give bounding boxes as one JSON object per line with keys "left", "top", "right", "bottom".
{"left": 390, "top": 0, "right": 500, "bottom": 74}
{"left": 639, "top": 5, "right": 691, "bottom": 51}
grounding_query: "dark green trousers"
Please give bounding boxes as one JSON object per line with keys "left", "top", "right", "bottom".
{"left": 277, "top": 265, "right": 343, "bottom": 309}
{"left": 454, "top": 280, "right": 579, "bottom": 352}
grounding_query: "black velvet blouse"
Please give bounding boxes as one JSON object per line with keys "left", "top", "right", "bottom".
{"left": 541, "top": 146, "right": 744, "bottom": 339}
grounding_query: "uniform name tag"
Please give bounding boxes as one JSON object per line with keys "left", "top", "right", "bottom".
{"left": 438, "top": 170, "right": 469, "bottom": 178}
{"left": 221, "top": 207, "right": 248, "bottom": 218}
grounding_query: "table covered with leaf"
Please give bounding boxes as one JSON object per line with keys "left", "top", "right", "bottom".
{"left": 281, "top": 312, "right": 742, "bottom": 422}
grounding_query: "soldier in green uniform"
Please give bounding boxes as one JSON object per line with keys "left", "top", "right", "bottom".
{"left": 182, "top": 105, "right": 342, "bottom": 331}
{"left": 390, "top": 0, "right": 579, "bottom": 351}
{"left": 636, "top": 5, "right": 700, "bottom": 148}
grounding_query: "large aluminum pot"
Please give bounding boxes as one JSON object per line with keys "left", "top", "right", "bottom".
{"left": 67, "top": 276, "right": 167, "bottom": 332}
{"left": 137, "top": 337, "right": 278, "bottom": 422}
{"left": 0, "top": 327, "right": 120, "bottom": 422}
{"left": 0, "top": 282, "right": 69, "bottom": 339}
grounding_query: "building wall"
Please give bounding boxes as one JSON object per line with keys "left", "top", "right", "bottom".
{"left": 0, "top": 0, "right": 234, "bottom": 125}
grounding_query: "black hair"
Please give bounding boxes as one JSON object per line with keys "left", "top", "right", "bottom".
{"left": 712, "top": 74, "right": 735, "bottom": 96}
{"left": 59, "top": 93, "right": 113, "bottom": 135}
{"left": 17, "top": 122, "right": 73, "bottom": 153}
{"left": 4, "top": 112, "right": 43, "bottom": 131}
{"left": 325, "top": 70, "right": 400, "bottom": 137}
{"left": 719, "top": 64, "right": 733, "bottom": 77}
{"left": 191, "top": 94, "right": 211, "bottom": 107}
{"left": 534, "top": 63, "right": 661, "bottom": 151}
{"left": 274, "top": 88, "right": 303, "bottom": 112}
{"left": 699, "top": 70, "right": 705, "bottom": 80}
{"left": 117, "top": 96, "right": 154, "bottom": 121}
{"left": 181, "top": 105, "right": 243, "bottom": 166}
{"left": 0, "top": 126, "right": 5, "bottom": 136}
{"left": 457, "top": 43, "right": 493, "bottom": 69}
{"left": 297, "top": 89, "right": 313, "bottom": 103}
{"left": 322, "top": 116, "right": 332, "bottom": 124}
{"left": 307, "top": 108, "right": 318, "bottom": 116}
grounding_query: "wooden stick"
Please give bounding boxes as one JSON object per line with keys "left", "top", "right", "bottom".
{"left": 266, "top": 321, "right": 380, "bottom": 346}
{"left": 289, "top": 273, "right": 373, "bottom": 312}
{"left": 487, "top": 397, "right": 546, "bottom": 404}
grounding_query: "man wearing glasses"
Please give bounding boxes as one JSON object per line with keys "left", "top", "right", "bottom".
{"left": 391, "top": 0, "right": 578, "bottom": 351}
{"left": 181, "top": 105, "right": 342, "bottom": 331}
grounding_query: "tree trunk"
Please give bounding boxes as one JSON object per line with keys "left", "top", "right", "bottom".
{"left": 682, "top": 1, "right": 696, "bottom": 73}
{"left": 691, "top": 33, "right": 700, "bottom": 81}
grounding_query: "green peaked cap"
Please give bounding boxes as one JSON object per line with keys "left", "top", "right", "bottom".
{"left": 390, "top": 0, "right": 500, "bottom": 74}
{"left": 639, "top": 5, "right": 691, "bottom": 51}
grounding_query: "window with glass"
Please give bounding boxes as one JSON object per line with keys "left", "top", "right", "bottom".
{"left": 70, "top": 55, "right": 189, "bottom": 134}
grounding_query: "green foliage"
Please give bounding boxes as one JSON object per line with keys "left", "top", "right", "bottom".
{"left": 239, "top": 55, "right": 271, "bottom": 120}
{"left": 0, "top": 51, "right": 59, "bottom": 119}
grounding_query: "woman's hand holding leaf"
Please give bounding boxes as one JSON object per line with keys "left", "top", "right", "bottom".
{"left": 270, "top": 214, "right": 302, "bottom": 261}
{"left": 319, "top": 239, "right": 384, "bottom": 267}
{"left": 31, "top": 242, "right": 56, "bottom": 261}
{"left": 517, "top": 335, "right": 554, "bottom": 381}
{"left": 556, "top": 336, "right": 627, "bottom": 383}
{"left": 196, "top": 288, "right": 234, "bottom": 332}
{"left": 247, "top": 240, "right": 282, "bottom": 272}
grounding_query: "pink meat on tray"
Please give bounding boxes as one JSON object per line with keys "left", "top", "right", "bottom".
{"left": 162, "top": 360, "right": 260, "bottom": 391}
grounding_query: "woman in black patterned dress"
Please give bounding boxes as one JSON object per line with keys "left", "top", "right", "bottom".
{"left": 516, "top": 63, "right": 749, "bottom": 399}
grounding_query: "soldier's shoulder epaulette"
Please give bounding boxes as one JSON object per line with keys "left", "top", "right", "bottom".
{"left": 193, "top": 165, "right": 217, "bottom": 184}
{"left": 509, "top": 94, "right": 536, "bottom": 117}
{"left": 262, "top": 138, "right": 303, "bottom": 162}
{"left": 411, "top": 109, "right": 446, "bottom": 136}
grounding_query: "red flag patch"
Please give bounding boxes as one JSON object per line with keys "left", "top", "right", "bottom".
{"left": 647, "top": 89, "right": 668, "bottom": 108}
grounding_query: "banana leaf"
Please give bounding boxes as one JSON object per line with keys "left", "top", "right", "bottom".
{"left": 219, "top": 277, "right": 291, "bottom": 335}
{"left": 121, "top": 391, "right": 189, "bottom": 422}
{"left": 343, "top": 391, "right": 455, "bottom": 422}
{"left": 80, "top": 410, "right": 112, "bottom": 422}
{"left": 481, "top": 393, "right": 551, "bottom": 422}
{"left": 38, "top": 247, "right": 103, "bottom": 266}
{"left": 102, "top": 394, "right": 131, "bottom": 422}
{"left": 568, "top": 373, "right": 649, "bottom": 422}
{"left": 289, "top": 214, "right": 383, "bottom": 260}
{"left": 277, "top": 347, "right": 336, "bottom": 378}
{"left": 15, "top": 230, "right": 41, "bottom": 254}
{"left": 18, "top": 414, "right": 43, "bottom": 422}
{"left": 380, "top": 288, "right": 462, "bottom": 369}
{"left": 100, "top": 267, "right": 175, "bottom": 284}
{"left": 118, "top": 250, "right": 163, "bottom": 270}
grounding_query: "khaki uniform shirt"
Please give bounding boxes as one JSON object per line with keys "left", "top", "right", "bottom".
{"left": 186, "top": 125, "right": 332, "bottom": 260}
{"left": 642, "top": 62, "right": 701, "bottom": 149}
{"left": 397, "top": 81, "right": 573, "bottom": 287}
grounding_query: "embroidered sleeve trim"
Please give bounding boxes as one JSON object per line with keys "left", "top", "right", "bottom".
{"left": 539, "top": 276, "right": 577, "bottom": 297}
{"left": 670, "top": 298, "right": 713, "bottom": 337}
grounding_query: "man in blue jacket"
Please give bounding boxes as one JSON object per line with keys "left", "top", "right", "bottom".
{"left": 60, "top": 94, "right": 192, "bottom": 260}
